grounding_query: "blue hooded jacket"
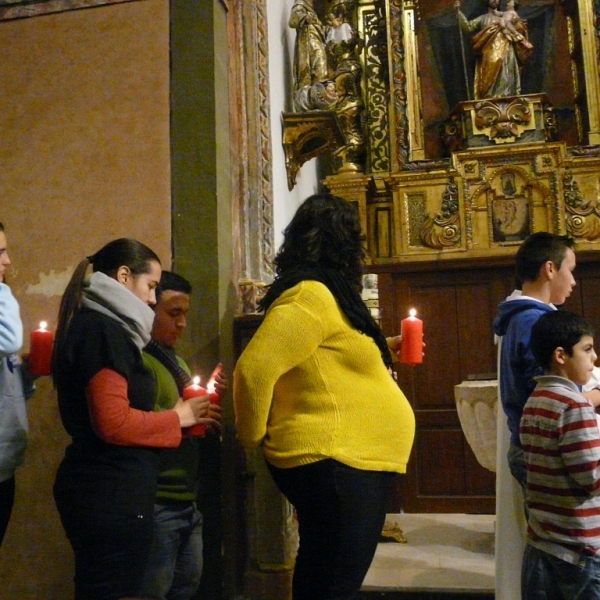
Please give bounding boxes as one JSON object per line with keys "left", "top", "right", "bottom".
{"left": 0, "top": 283, "right": 34, "bottom": 482}
{"left": 493, "top": 295, "right": 554, "bottom": 446}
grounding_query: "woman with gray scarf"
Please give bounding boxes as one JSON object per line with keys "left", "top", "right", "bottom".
{"left": 52, "top": 238, "right": 212, "bottom": 600}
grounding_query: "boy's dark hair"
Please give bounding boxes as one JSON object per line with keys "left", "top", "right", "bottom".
{"left": 530, "top": 310, "right": 594, "bottom": 371}
{"left": 515, "top": 232, "right": 575, "bottom": 285}
{"left": 156, "top": 270, "right": 192, "bottom": 302}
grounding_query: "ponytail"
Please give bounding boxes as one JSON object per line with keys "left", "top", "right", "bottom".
{"left": 51, "top": 238, "right": 160, "bottom": 387}
{"left": 52, "top": 257, "right": 90, "bottom": 384}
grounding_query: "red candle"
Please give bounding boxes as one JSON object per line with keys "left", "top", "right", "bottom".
{"left": 182, "top": 376, "right": 208, "bottom": 437}
{"left": 29, "top": 321, "right": 54, "bottom": 376}
{"left": 400, "top": 309, "right": 424, "bottom": 366}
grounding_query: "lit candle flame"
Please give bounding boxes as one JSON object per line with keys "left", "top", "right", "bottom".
{"left": 207, "top": 381, "right": 215, "bottom": 393}
{"left": 409, "top": 308, "right": 417, "bottom": 318}
{"left": 40, "top": 321, "right": 47, "bottom": 330}
{"left": 192, "top": 376, "right": 201, "bottom": 386}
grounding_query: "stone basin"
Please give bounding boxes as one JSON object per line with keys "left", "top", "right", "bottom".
{"left": 454, "top": 379, "right": 498, "bottom": 472}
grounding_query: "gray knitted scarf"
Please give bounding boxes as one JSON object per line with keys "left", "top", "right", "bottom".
{"left": 81, "top": 271, "right": 154, "bottom": 350}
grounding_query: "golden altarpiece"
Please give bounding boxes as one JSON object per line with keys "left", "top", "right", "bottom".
{"left": 232, "top": 1, "right": 600, "bottom": 597}
{"left": 281, "top": 0, "right": 600, "bottom": 516}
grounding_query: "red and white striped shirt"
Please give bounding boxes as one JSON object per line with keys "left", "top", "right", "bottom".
{"left": 520, "top": 375, "right": 600, "bottom": 564}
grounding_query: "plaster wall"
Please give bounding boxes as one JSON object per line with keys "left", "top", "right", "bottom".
{"left": 0, "top": 1, "right": 171, "bottom": 596}
{"left": 267, "top": 0, "right": 320, "bottom": 253}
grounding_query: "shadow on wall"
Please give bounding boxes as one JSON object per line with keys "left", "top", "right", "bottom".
{"left": 0, "top": 376, "right": 74, "bottom": 599}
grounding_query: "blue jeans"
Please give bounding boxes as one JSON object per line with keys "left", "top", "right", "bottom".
{"left": 522, "top": 544, "right": 600, "bottom": 599}
{"left": 267, "top": 459, "right": 395, "bottom": 600}
{"left": 140, "top": 502, "right": 203, "bottom": 600}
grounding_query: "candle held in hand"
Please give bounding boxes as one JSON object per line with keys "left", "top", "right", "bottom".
{"left": 207, "top": 380, "right": 221, "bottom": 405}
{"left": 29, "top": 321, "right": 54, "bottom": 376}
{"left": 400, "top": 309, "right": 423, "bottom": 366}
{"left": 182, "top": 376, "right": 207, "bottom": 437}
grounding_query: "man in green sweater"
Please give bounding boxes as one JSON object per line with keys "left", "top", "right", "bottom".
{"left": 140, "top": 271, "right": 224, "bottom": 600}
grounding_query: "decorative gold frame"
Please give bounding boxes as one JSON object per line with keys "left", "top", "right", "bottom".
{"left": 0, "top": 0, "right": 136, "bottom": 20}
{"left": 398, "top": 0, "right": 600, "bottom": 158}
{"left": 575, "top": 0, "right": 600, "bottom": 144}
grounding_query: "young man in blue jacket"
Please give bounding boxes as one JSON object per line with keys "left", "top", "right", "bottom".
{"left": 493, "top": 232, "right": 576, "bottom": 490}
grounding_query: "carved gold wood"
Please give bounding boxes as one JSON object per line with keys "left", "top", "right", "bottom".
{"left": 472, "top": 98, "right": 535, "bottom": 143}
{"left": 327, "top": 141, "right": 600, "bottom": 263}
{"left": 566, "top": 14, "right": 584, "bottom": 143}
{"left": 359, "top": 1, "right": 390, "bottom": 172}
{"left": 563, "top": 158, "right": 600, "bottom": 241}
{"left": 420, "top": 177, "right": 461, "bottom": 249}
{"left": 576, "top": 0, "right": 600, "bottom": 144}
{"left": 325, "top": 2, "right": 600, "bottom": 263}
{"left": 400, "top": 0, "right": 425, "bottom": 161}
{"left": 281, "top": 111, "right": 346, "bottom": 191}
{"left": 388, "top": 0, "right": 409, "bottom": 169}
{"left": 455, "top": 144, "right": 565, "bottom": 251}
{"left": 445, "top": 94, "right": 556, "bottom": 151}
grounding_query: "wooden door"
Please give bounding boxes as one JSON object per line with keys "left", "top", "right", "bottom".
{"left": 377, "top": 254, "right": 600, "bottom": 514}
{"left": 378, "top": 261, "right": 516, "bottom": 514}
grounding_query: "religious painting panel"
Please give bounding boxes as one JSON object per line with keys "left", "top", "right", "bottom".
{"left": 455, "top": 143, "right": 565, "bottom": 251}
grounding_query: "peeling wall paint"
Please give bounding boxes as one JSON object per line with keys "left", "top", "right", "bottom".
{"left": 25, "top": 267, "right": 74, "bottom": 297}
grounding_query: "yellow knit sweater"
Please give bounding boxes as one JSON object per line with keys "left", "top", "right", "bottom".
{"left": 233, "top": 281, "right": 415, "bottom": 473}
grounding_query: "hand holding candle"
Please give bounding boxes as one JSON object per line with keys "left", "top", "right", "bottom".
{"left": 207, "top": 362, "right": 227, "bottom": 405}
{"left": 182, "top": 376, "right": 209, "bottom": 437}
{"left": 207, "top": 363, "right": 226, "bottom": 431}
{"left": 29, "top": 321, "right": 54, "bottom": 376}
{"left": 400, "top": 309, "right": 424, "bottom": 366}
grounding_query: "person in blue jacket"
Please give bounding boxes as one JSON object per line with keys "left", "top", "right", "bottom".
{"left": 0, "top": 222, "right": 35, "bottom": 547}
{"left": 493, "top": 232, "right": 576, "bottom": 490}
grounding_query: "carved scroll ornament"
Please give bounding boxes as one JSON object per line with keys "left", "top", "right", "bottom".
{"left": 564, "top": 169, "right": 600, "bottom": 240}
{"left": 420, "top": 177, "right": 461, "bottom": 249}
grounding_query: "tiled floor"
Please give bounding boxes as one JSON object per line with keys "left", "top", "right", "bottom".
{"left": 360, "top": 513, "right": 495, "bottom": 598}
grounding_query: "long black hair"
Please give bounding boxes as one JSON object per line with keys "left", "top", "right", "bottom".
{"left": 267, "top": 193, "right": 365, "bottom": 291}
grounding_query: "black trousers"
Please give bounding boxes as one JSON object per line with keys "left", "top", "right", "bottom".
{"left": 268, "top": 459, "right": 395, "bottom": 600}
{"left": 54, "top": 499, "right": 153, "bottom": 600}
{"left": 0, "top": 475, "right": 15, "bottom": 547}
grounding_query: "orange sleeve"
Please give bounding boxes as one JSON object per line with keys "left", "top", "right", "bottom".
{"left": 86, "top": 368, "right": 182, "bottom": 448}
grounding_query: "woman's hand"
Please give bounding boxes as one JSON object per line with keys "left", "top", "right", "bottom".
{"left": 386, "top": 334, "right": 426, "bottom": 364}
{"left": 208, "top": 402, "right": 223, "bottom": 433}
{"left": 386, "top": 335, "right": 402, "bottom": 361}
{"left": 209, "top": 362, "right": 228, "bottom": 396}
{"left": 173, "top": 395, "right": 214, "bottom": 428}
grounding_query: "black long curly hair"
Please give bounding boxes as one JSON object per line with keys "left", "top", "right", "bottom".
{"left": 272, "top": 193, "right": 365, "bottom": 289}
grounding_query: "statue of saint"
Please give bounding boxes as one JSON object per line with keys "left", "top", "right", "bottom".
{"left": 454, "top": 0, "right": 533, "bottom": 100}
{"left": 289, "top": 0, "right": 328, "bottom": 93}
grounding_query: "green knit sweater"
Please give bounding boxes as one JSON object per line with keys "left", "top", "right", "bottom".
{"left": 233, "top": 280, "right": 415, "bottom": 473}
{"left": 143, "top": 351, "right": 198, "bottom": 502}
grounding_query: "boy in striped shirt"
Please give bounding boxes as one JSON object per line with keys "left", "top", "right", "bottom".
{"left": 520, "top": 310, "right": 600, "bottom": 599}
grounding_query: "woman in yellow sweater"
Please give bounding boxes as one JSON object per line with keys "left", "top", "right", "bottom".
{"left": 233, "top": 193, "right": 415, "bottom": 600}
